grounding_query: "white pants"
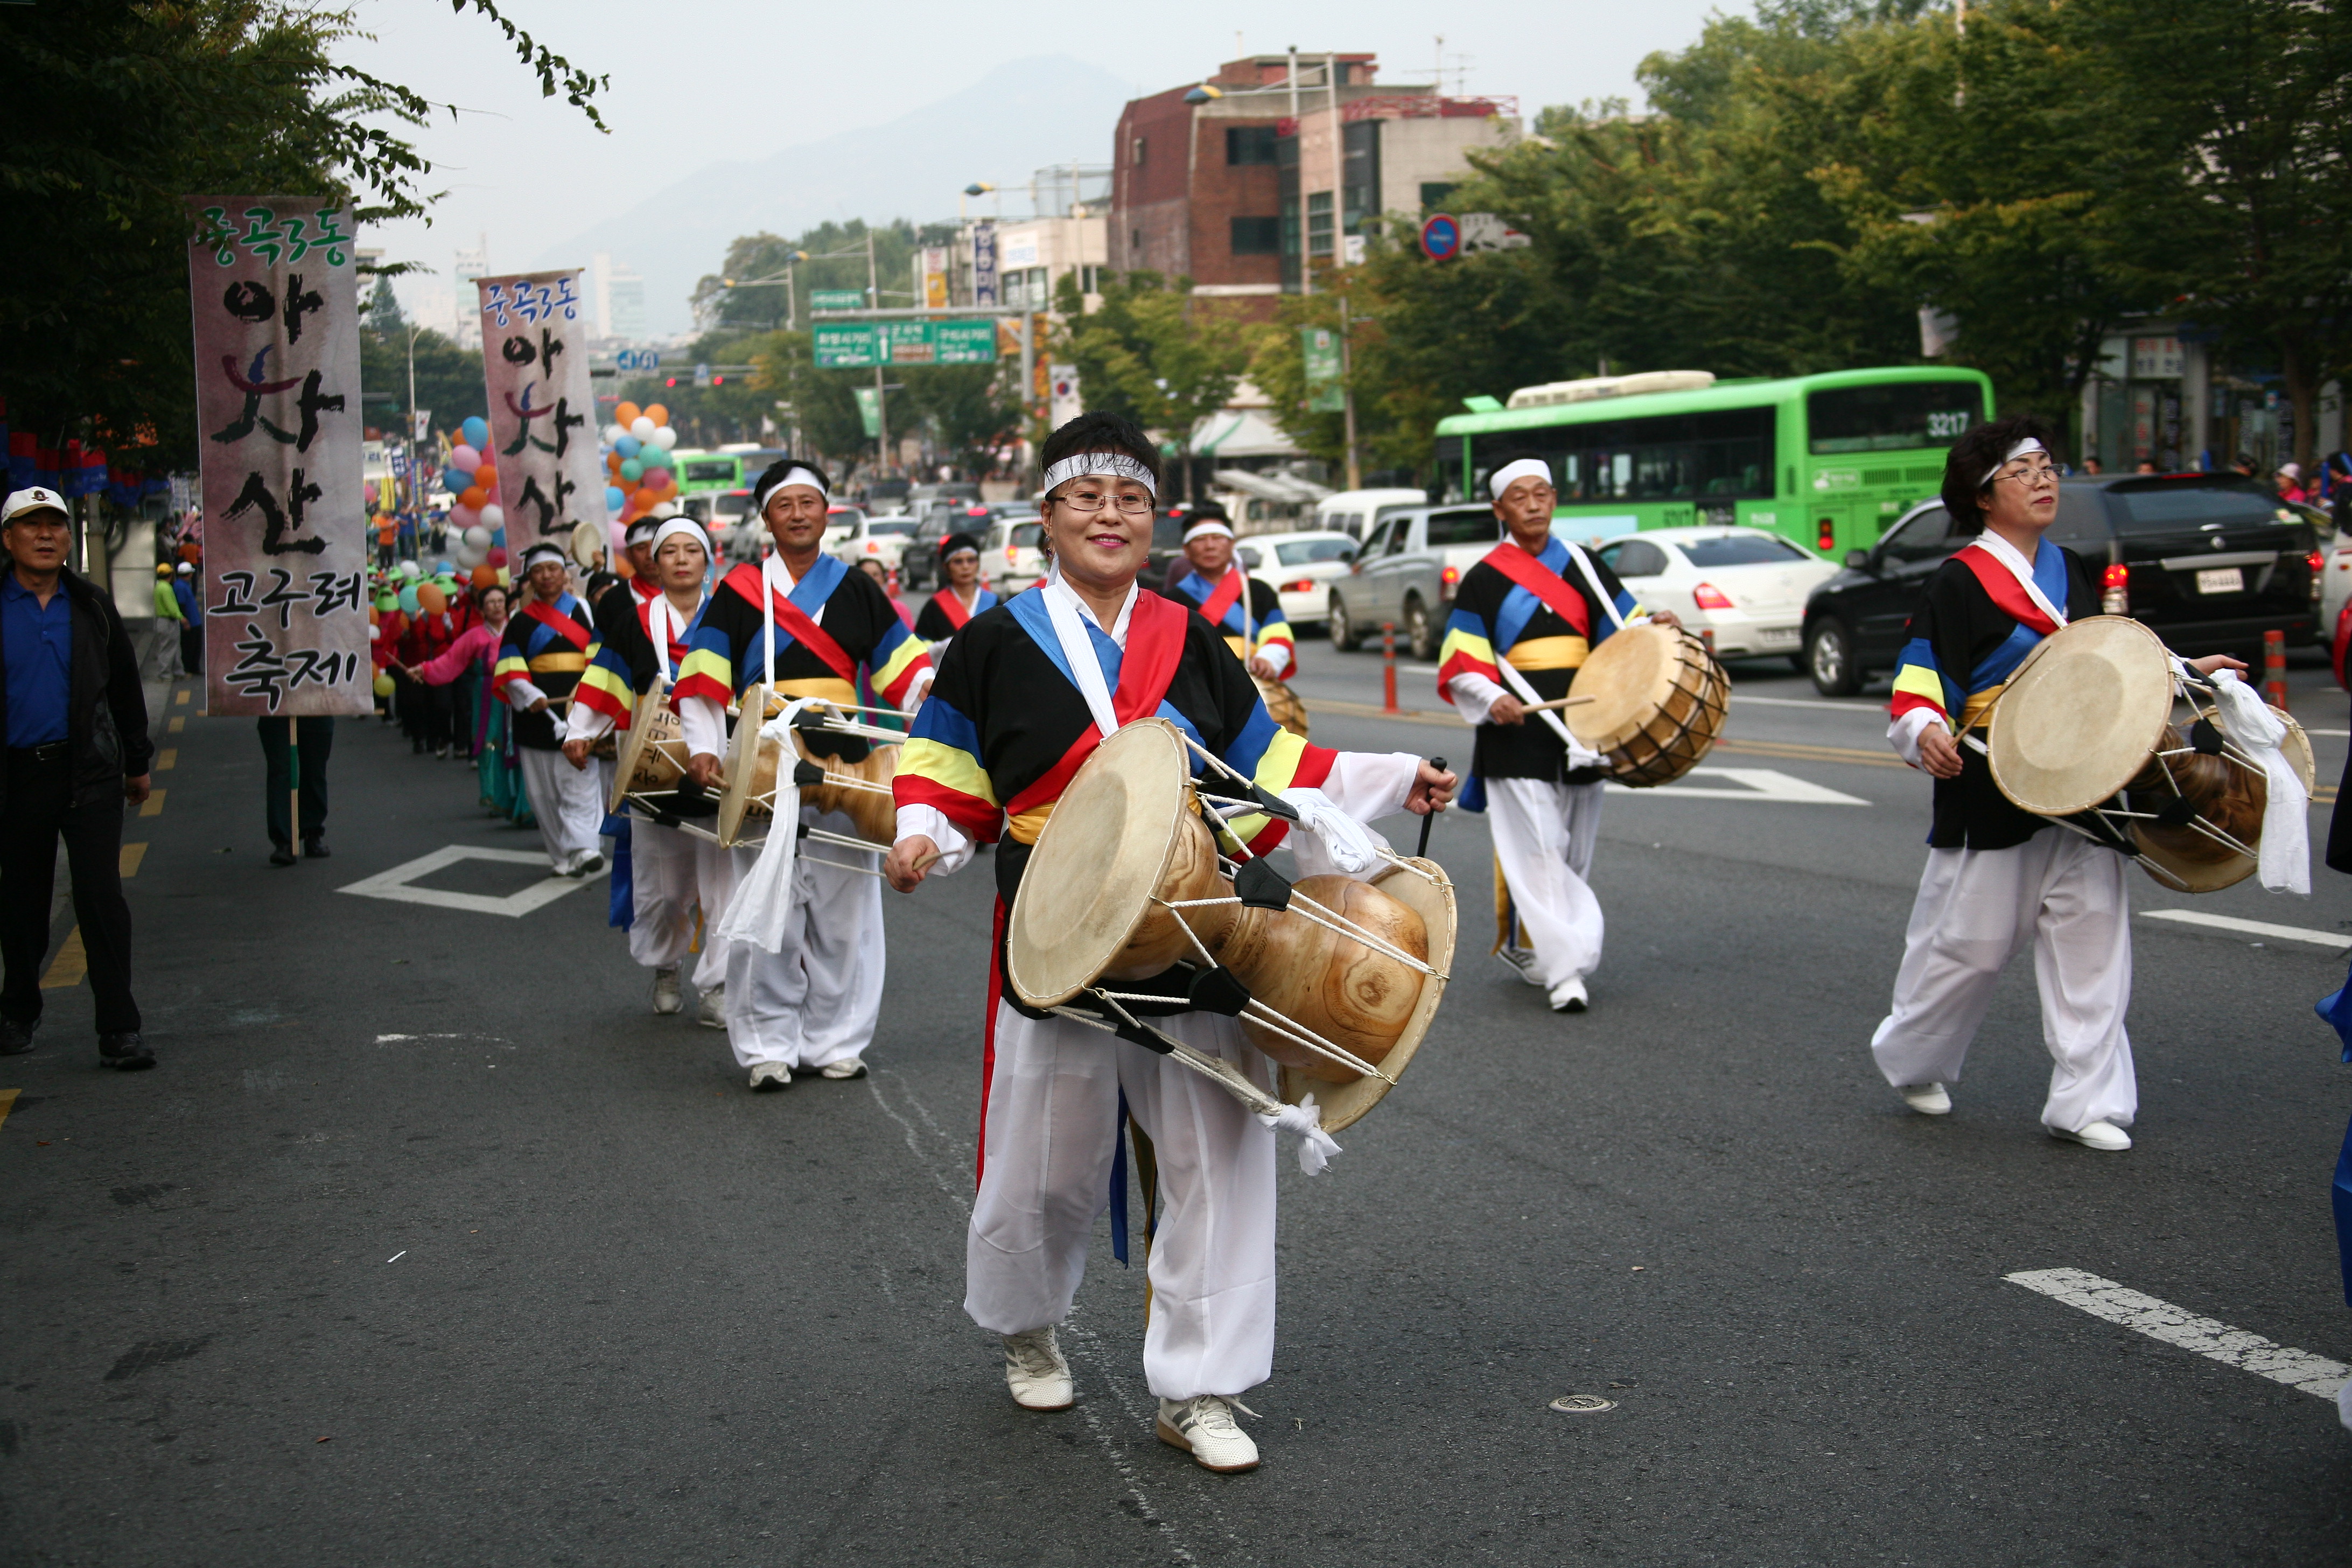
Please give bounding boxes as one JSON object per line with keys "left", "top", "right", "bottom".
{"left": 966, "top": 1003, "right": 1278, "bottom": 1402}
{"left": 518, "top": 747, "right": 606, "bottom": 872}
{"left": 1870, "top": 831, "right": 2137, "bottom": 1133}
{"left": 1488, "top": 776, "right": 1606, "bottom": 994}
{"left": 628, "top": 820, "right": 736, "bottom": 990}
{"left": 723, "top": 808, "right": 883, "bottom": 1070}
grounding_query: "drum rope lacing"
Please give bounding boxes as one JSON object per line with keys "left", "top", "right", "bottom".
{"left": 1607, "top": 643, "right": 1728, "bottom": 783}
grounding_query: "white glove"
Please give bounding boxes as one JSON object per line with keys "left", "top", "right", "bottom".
{"left": 1280, "top": 786, "right": 1381, "bottom": 877}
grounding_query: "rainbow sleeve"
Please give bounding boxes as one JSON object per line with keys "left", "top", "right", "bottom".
{"left": 674, "top": 625, "right": 738, "bottom": 708}
{"left": 894, "top": 694, "right": 1000, "bottom": 842}
{"left": 1888, "top": 638, "right": 1955, "bottom": 727}
{"left": 572, "top": 639, "right": 636, "bottom": 724}
{"left": 489, "top": 636, "right": 531, "bottom": 696}
{"left": 1436, "top": 608, "right": 1500, "bottom": 701}
{"left": 1255, "top": 601, "right": 1294, "bottom": 662}
{"left": 869, "top": 619, "right": 933, "bottom": 709}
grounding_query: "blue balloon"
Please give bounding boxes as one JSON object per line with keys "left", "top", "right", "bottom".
{"left": 605, "top": 485, "right": 626, "bottom": 512}
{"left": 431, "top": 561, "right": 451, "bottom": 577}
{"left": 489, "top": 529, "right": 506, "bottom": 547}
{"left": 639, "top": 445, "right": 673, "bottom": 470}
{"left": 614, "top": 435, "right": 642, "bottom": 460}
{"left": 461, "top": 416, "right": 489, "bottom": 449}
{"left": 397, "top": 584, "right": 421, "bottom": 614}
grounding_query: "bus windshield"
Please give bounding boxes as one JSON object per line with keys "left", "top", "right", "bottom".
{"left": 1807, "top": 382, "right": 1983, "bottom": 454}
{"left": 679, "top": 458, "right": 740, "bottom": 486}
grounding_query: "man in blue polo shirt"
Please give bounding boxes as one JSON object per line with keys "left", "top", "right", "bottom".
{"left": 0, "top": 488, "right": 155, "bottom": 1068}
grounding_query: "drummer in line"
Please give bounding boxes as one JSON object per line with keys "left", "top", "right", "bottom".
{"left": 1159, "top": 508, "right": 1295, "bottom": 681}
{"left": 1874, "top": 414, "right": 2242, "bottom": 1151}
{"left": 913, "top": 531, "right": 998, "bottom": 648}
{"left": 884, "top": 411, "right": 1453, "bottom": 1475}
{"left": 1436, "top": 452, "right": 1677, "bottom": 1015}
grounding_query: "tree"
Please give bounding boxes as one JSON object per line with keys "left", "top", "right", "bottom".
{"left": 898, "top": 365, "right": 1021, "bottom": 480}
{"left": 690, "top": 220, "right": 951, "bottom": 332}
{"left": 1054, "top": 272, "right": 1249, "bottom": 500}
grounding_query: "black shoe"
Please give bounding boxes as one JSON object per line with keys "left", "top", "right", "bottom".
{"left": 99, "top": 1032, "right": 155, "bottom": 1071}
{"left": 411, "top": 738, "right": 425, "bottom": 754}
{"left": 269, "top": 842, "right": 297, "bottom": 867}
{"left": 303, "top": 837, "right": 330, "bottom": 859}
{"left": 0, "top": 1017, "right": 34, "bottom": 1056}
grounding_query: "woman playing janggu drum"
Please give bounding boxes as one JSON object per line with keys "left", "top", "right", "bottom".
{"left": 884, "top": 412, "right": 1454, "bottom": 1474}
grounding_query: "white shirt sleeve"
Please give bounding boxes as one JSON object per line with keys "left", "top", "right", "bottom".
{"left": 680, "top": 693, "right": 727, "bottom": 760}
{"left": 502, "top": 678, "right": 548, "bottom": 712}
{"left": 1316, "top": 750, "right": 1422, "bottom": 822}
{"left": 1256, "top": 639, "right": 1293, "bottom": 677}
{"left": 566, "top": 702, "right": 615, "bottom": 745}
{"left": 1445, "top": 670, "right": 1507, "bottom": 726}
{"left": 902, "top": 663, "right": 935, "bottom": 712}
{"left": 893, "top": 803, "right": 975, "bottom": 876}
{"left": 1888, "top": 706, "right": 1939, "bottom": 768}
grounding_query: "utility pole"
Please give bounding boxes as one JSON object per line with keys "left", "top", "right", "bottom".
{"left": 1327, "top": 52, "right": 1346, "bottom": 278}
{"left": 866, "top": 228, "right": 888, "bottom": 476}
{"left": 1339, "top": 292, "right": 1360, "bottom": 492}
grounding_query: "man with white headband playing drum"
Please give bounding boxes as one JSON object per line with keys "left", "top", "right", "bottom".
{"left": 1874, "top": 415, "right": 2243, "bottom": 1151}
{"left": 883, "top": 411, "right": 1455, "bottom": 1475}
{"left": 493, "top": 541, "right": 607, "bottom": 877}
{"left": 1436, "top": 452, "right": 1677, "bottom": 1015}
{"left": 1160, "top": 509, "right": 1296, "bottom": 681}
{"left": 565, "top": 516, "right": 736, "bottom": 1024}
{"left": 675, "top": 459, "right": 935, "bottom": 1089}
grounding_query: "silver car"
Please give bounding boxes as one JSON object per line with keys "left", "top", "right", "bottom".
{"left": 1325, "top": 505, "right": 1502, "bottom": 659}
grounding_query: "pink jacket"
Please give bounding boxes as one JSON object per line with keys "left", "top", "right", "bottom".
{"left": 410, "top": 621, "right": 502, "bottom": 686}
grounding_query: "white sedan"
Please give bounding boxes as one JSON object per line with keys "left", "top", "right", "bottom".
{"left": 1235, "top": 529, "right": 1359, "bottom": 629}
{"left": 1594, "top": 526, "right": 1838, "bottom": 663}
{"left": 831, "top": 512, "right": 919, "bottom": 576}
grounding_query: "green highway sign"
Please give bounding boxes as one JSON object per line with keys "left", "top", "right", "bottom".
{"left": 813, "top": 319, "right": 1003, "bottom": 369}
{"left": 810, "top": 289, "right": 867, "bottom": 311}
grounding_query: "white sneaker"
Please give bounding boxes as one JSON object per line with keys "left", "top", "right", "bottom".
{"left": 2051, "top": 1119, "right": 2132, "bottom": 1152}
{"left": 1495, "top": 947, "right": 1545, "bottom": 988}
{"left": 747, "top": 1061, "right": 792, "bottom": 1092}
{"left": 696, "top": 984, "right": 726, "bottom": 1028}
{"left": 1899, "top": 1082, "right": 1951, "bottom": 1116}
{"left": 1549, "top": 977, "right": 1589, "bottom": 1014}
{"left": 651, "top": 967, "right": 683, "bottom": 1015}
{"left": 1001, "top": 1328, "right": 1073, "bottom": 1411}
{"left": 1156, "top": 1395, "right": 1259, "bottom": 1473}
{"left": 820, "top": 1056, "right": 867, "bottom": 1080}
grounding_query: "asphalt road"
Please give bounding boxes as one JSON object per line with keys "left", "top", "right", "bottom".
{"left": 5, "top": 631, "right": 2352, "bottom": 1566}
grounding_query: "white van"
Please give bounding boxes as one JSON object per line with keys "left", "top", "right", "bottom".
{"left": 985, "top": 516, "right": 1048, "bottom": 596}
{"left": 1314, "top": 488, "right": 1430, "bottom": 543}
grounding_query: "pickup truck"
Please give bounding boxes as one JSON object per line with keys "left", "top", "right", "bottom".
{"left": 1325, "top": 505, "right": 1503, "bottom": 659}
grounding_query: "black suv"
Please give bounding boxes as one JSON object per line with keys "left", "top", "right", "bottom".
{"left": 1800, "top": 473, "right": 2319, "bottom": 696}
{"left": 901, "top": 501, "right": 1002, "bottom": 592}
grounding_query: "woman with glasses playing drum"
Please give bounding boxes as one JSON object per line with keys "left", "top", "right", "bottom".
{"left": 883, "top": 412, "right": 1455, "bottom": 1474}
{"left": 1874, "top": 415, "right": 2244, "bottom": 1151}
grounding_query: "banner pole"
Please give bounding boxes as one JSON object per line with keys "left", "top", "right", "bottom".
{"left": 287, "top": 716, "right": 299, "bottom": 852}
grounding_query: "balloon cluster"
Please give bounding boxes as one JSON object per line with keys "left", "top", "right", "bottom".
{"left": 606, "top": 402, "right": 679, "bottom": 526}
{"left": 442, "top": 415, "right": 510, "bottom": 579}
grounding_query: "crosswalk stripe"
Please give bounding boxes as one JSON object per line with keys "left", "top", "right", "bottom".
{"left": 2007, "top": 1268, "right": 2349, "bottom": 1398}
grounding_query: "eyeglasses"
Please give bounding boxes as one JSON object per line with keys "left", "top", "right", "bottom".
{"left": 1993, "top": 461, "right": 2061, "bottom": 487}
{"left": 1051, "top": 487, "right": 1153, "bottom": 516}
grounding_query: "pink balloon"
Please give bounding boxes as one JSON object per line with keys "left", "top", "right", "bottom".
{"left": 449, "top": 505, "right": 480, "bottom": 530}
{"left": 485, "top": 546, "right": 508, "bottom": 568}
{"left": 449, "top": 445, "right": 481, "bottom": 473}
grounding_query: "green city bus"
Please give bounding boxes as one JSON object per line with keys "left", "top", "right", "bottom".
{"left": 671, "top": 447, "right": 787, "bottom": 496}
{"left": 1432, "top": 366, "right": 1994, "bottom": 558}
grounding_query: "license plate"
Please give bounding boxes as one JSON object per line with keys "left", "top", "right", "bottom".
{"left": 2195, "top": 567, "right": 2244, "bottom": 595}
{"left": 1754, "top": 626, "right": 1801, "bottom": 649}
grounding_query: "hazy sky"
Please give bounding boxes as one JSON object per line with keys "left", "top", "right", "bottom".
{"left": 349, "top": 0, "right": 1744, "bottom": 325}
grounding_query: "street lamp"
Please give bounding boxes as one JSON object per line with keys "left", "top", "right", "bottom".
{"left": 960, "top": 181, "right": 997, "bottom": 221}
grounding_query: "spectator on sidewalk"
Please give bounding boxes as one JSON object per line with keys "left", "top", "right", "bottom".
{"left": 0, "top": 488, "right": 154, "bottom": 1070}
{"left": 256, "top": 717, "right": 332, "bottom": 866}
{"left": 171, "top": 562, "right": 202, "bottom": 675}
{"left": 150, "top": 564, "right": 186, "bottom": 679}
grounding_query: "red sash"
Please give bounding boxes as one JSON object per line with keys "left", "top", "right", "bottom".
{"left": 933, "top": 588, "right": 975, "bottom": 630}
{"left": 1003, "top": 592, "right": 1190, "bottom": 817}
{"left": 1479, "top": 541, "right": 1591, "bottom": 639}
{"left": 519, "top": 597, "right": 590, "bottom": 652}
{"left": 720, "top": 562, "right": 858, "bottom": 686}
{"left": 1956, "top": 545, "right": 2062, "bottom": 635}
{"left": 1198, "top": 568, "right": 1245, "bottom": 629}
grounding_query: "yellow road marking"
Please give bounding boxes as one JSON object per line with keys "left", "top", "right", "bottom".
{"left": 173, "top": 690, "right": 188, "bottom": 706}
{"left": 139, "top": 789, "right": 164, "bottom": 817}
{"left": 120, "top": 843, "right": 148, "bottom": 877}
{"left": 154, "top": 748, "right": 177, "bottom": 771}
{"left": 167, "top": 716, "right": 184, "bottom": 733}
{"left": 41, "top": 928, "right": 86, "bottom": 989}
{"left": 0, "top": 1088, "right": 17, "bottom": 1131}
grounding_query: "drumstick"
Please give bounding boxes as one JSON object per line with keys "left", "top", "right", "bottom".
{"left": 1520, "top": 695, "right": 1595, "bottom": 713}
{"left": 1417, "top": 755, "right": 1447, "bottom": 858}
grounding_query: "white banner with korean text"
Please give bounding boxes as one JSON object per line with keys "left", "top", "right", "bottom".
{"left": 474, "top": 271, "right": 610, "bottom": 568}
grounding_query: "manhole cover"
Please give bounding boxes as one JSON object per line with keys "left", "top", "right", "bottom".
{"left": 1549, "top": 1394, "right": 1617, "bottom": 1415}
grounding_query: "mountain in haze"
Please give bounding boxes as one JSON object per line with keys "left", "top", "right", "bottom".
{"left": 535, "top": 54, "right": 1136, "bottom": 336}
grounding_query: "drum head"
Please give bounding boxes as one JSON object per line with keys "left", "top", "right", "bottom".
{"left": 2132, "top": 707, "right": 2315, "bottom": 894}
{"left": 609, "top": 684, "right": 665, "bottom": 816}
{"left": 1988, "top": 617, "right": 2175, "bottom": 816}
{"left": 1565, "top": 622, "right": 1678, "bottom": 754}
{"left": 1283, "top": 856, "right": 1456, "bottom": 1134}
{"left": 718, "top": 683, "right": 767, "bottom": 846}
{"left": 1007, "top": 719, "right": 1191, "bottom": 1009}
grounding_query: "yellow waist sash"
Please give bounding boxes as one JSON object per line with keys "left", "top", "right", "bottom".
{"left": 527, "top": 652, "right": 587, "bottom": 674}
{"left": 1502, "top": 635, "right": 1588, "bottom": 673}
{"left": 1960, "top": 682, "right": 2007, "bottom": 732}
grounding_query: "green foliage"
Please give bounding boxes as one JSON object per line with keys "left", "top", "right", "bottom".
{"left": 1052, "top": 272, "right": 1248, "bottom": 498}
{"left": 690, "top": 220, "right": 956, "bottom": 331}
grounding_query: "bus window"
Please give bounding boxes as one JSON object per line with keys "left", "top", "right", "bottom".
{"left": 680, "top": 457, "right": 741, "bottom": 486}
{"left": 1808, "top": 382, "right": 1983, "bottom": 454}
{"left": 1474, "top": 408, "right": 1773, "bottom": 505}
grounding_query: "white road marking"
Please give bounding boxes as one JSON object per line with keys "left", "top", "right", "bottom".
{"left": 1731, "top": 694, "right": 1885, "bottom": 713}
{"left": 387, "top": 1251, "right": 407, "bottom": 1264}
{"left": 2139, "top": 909, "right": 2352, "bottom": 949}
{"left": 2006, "top": 1268, "right": 2349, "bottom": 1398}
{"left": 1614, "top": 767, "right": 1870, "bottom": 805}
{"left": 338, "top": 845, "right": 603, "bottom": 918}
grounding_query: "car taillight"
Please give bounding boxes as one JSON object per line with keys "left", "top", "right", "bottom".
{"left": 1816, "top": 519, "right": 1835, "bottom": 553}
{"left": 2311, "top": 549, "right": 2325, "bottom": 601}
{"left": 1281, "top": 578, "right": 1317, "bottom": 593}
{"left": 1440, "top": 564, "right": 1460, "bottom": 596}
{"left": 1692, "top": 582, "right": 1734, "bottom": 611}
{"left": 2101, "top": 560, "right": 2129, "bottom": 614}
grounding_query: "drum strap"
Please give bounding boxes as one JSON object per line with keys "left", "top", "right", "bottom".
{"left": 934, "top": 587, "right": 974, "bottom": 630}
{"left": 1479, "top": 538, "right": 1627, "bottom": 639}
{"left": 1192, "top": 567, "right": 1252, "bottom": 647}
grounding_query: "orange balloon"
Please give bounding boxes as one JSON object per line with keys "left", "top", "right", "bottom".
{"left": 417, "top": 583, "right": 447, "bottom": 615}
{"left": 458, "top": 485, "right": 488, "bottom": 511}
{"left": 607, "top": 451, "right": 623, "bottom": 472}
{"left": 471, "top": 564, "right": 497, "bottom": 589}
{"left": 471, "top": 464, "right": 498, "bottom": 492}
{"left": 614, "top": 401, "right": 641, "bottom": 427}
{"left": 644, "top": 404, "right": 669, "bottom": 426}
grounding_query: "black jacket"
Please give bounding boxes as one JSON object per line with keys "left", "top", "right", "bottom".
{"left": 0, "top": 566, "right": 154, "bottom": 810}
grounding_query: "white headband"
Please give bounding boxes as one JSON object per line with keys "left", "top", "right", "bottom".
{"left": 1489, "top": 458, "right": 1554, "bottom": 500}
{"left": 519, "top": 543, "right": 566, "bottom": 570}
{"left": 651, "top": 518, "right": 709, "bottom": 558}
{"left": 1979, "top": 437, "right": 2046, "bottom": 488}
{"left": 755, "top": 466, "right": 828, "bottom": 513}
{"left": 1041, "top": 452, "right": 1158, "bottom": 498}
{"left": 1182, "top": 520, "right": 1234, "bottom": 544}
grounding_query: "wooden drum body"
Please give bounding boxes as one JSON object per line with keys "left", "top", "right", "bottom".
{"left": 716, "top": 685, "right": 900, "bottom": 848}
{"left": 607, "top": 694, "right": 690, "bottom": 816}
{"left": 1565, "top": 623, "right": 1729, "bottom": 787}
{"left": 1007, "top": 718, "right": 1454, "bottom": 1132}
{"left": 1252, "top": 674, "right": 1311, "bottom": 740}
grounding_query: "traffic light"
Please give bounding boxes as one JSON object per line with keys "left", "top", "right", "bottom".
{"left": 664, "top": 375, "right": 678, "bottom": 387}
{"left": 711, "top": 374, "right": 725, "bottom": 386}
